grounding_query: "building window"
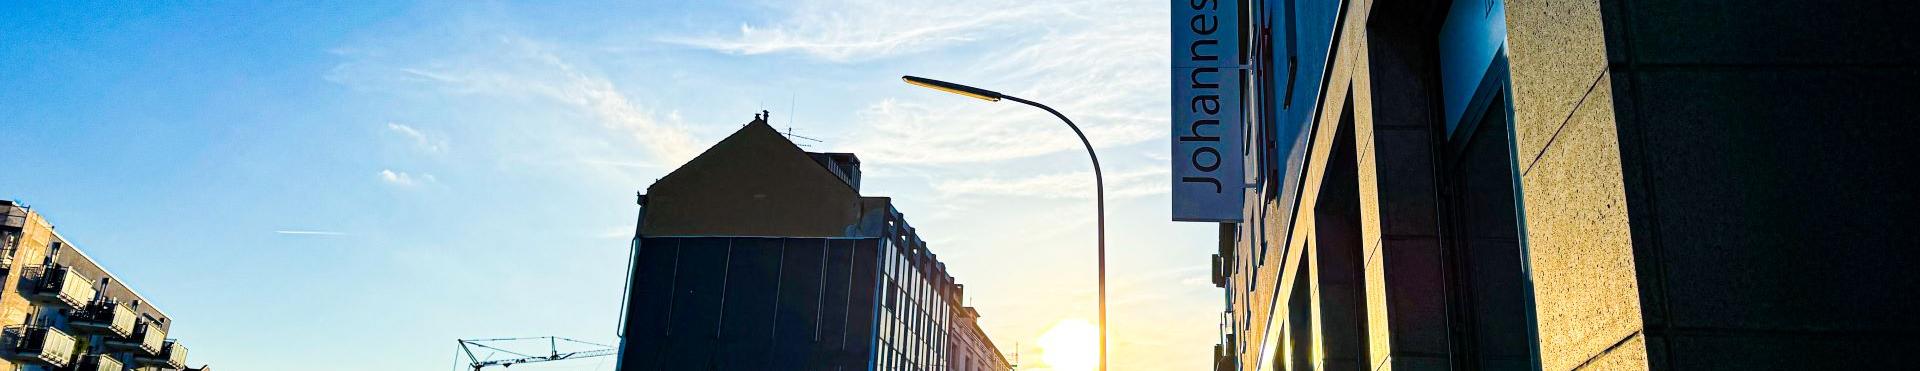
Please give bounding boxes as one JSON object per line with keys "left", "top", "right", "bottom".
{"left": 887, "top": 281, "right": 900, "bottom": 310}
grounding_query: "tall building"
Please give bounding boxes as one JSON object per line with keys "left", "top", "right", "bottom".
{"left": 1, "top": 201, "right": 192, "bottom": 371}
{"left": 1172, "top": 1, "right": 1920, "bottom": 370}
{"left": 614, "top": 115, "right": 1008, "bottom": 371}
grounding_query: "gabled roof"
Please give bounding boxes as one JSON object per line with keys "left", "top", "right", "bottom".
{"left": 651, "top": 117, "right": 855, "bottom": 193}
{"left": 639, "top": 117, "right": 870, "bottom": 237}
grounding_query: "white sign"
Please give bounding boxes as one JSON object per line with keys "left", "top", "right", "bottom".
{"left": 1172, "top": 0, "right": 1244, "bottom": 222}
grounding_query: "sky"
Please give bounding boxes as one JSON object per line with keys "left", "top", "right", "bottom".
{"left": 0, "top": 1, "right": 1217, "bottom": 370}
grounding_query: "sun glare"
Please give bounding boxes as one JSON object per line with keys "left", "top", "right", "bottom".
{"left": 1037, "top": 319, "right": 1099, "bottom": 371}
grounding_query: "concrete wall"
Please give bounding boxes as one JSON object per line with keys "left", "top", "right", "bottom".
{"left": 1227, "top": 1, "right": 1920, "bottom": 370}
{"left": 1596, "top": 0, "right": 1920, "bottom": 368}
{"left": 1506, "top": 0, "right": 1647, "bottom": 369}
{"left": 1508, "top": 0, "right": 1920, "bottom": 369}
{"left": 1235, "top": 1, "right": 1630, "bottom": 370}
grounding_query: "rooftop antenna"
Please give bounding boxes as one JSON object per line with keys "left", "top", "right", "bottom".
{"left": 785, "top": 127, "right": 822, "bottom": 148}
{"left": 775, "top": 109, "right": 823, "bottom": 148}
{"left": 1013, "top": 341, "right": 1021, "bottom": 370}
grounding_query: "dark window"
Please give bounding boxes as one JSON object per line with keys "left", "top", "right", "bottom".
{"left": 1312, "top": 100, "right": 1369, "bottom": 365}
{"left": 1440, "top": 87, "right": 1536, "bottom": 368}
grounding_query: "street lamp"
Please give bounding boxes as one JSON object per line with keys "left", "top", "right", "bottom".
{"left": 902, "top": 75, "right": 1108, "bottom": 371}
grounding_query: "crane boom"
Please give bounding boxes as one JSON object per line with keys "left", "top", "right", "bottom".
{"left": 458, "top": 336, "right": 614, "bottom": 371}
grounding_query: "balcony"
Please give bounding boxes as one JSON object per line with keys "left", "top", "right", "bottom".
{"left": 132, "top": 340, "right": 186, "bottom": 369}
{"left": 27, "top": 265, "right": 98, "bottom": 310}
{"left": 71, "top": 353, "right": 126, "bottom": 371}
{"left": 103, "top": 322, "right": 164, "bottom": 356}
{"left": 1211, "top": 254, "right": 1227, "bottom": 287}
{"left": 3, "top": 326, "right": 77, "bottom": 368}
{"left": 0, "top": 242, "right": 13, "bottom": 269}
{"left": 1212, "top": 343, "right": 1236, "bottom": 371}
{"left": 1, "top": 231, "right": 18, "bottom": 270}
{"left": 70, "top": 300, "right": 138, "bottom": 338}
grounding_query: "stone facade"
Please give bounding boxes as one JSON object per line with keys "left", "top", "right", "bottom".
{"left": 1208, "top": 1, "right": 1920, "bottom": 370}
{"left": 948, "top": 306, "right": 1011, "bottom": 371}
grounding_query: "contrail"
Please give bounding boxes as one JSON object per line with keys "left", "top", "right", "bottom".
{"left": 275, "top": 230, "right": 346, "bottom": 236}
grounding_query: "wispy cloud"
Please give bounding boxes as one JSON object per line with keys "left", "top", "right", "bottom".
{"left": 665, "top": 0, "right": 1062, "bottom": 62}
{"left": 933, "top": 165, "right": 1170, "bottom": 200}
{"left": 597, "top": 225, "right": 636, "bottom": 240}
{"left": 379, "top": 169, "right": 436, "bottom": 187}
{"left": 516, "top": 46, "right": 703, "bottom": 165}
{"left": 275, "top": 230, "right": 346, "bottom": 236}
{"left": 663, "top": 0, "right": 1170, "bottom": 164}
{"left": 330, "top": 35, "right": 704, "bottom": 167}
{"left": 844, "top": 98, "right": 1161, "bottom": 165}
{"left": 815, "top": 1, "right": 1168, "bottom": 167}
{"left": 386, "top": 122, "right": 448, "bottom": 153}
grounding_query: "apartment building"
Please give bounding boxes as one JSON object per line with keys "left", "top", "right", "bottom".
{"left": 1, "top": 201, "right": 191, "bottom": 371}
{"left": 948, "top": 303, "right": 1011, "bottom": 371}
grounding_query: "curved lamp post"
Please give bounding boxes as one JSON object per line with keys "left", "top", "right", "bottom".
{"left": 902, "top": 75, "right": 1107, "bottom": 371}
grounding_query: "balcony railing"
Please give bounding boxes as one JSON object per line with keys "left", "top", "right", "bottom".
{"left": 73, "top": 353, "right": 126, "bottom": 371}
{"left": 27, "top": 265, "right": 97, "bottom": 310}
{"left": 2, "top": 231, "right": 20, "bottom": 270}
{"left": 1211, "top": 253, "right": 1227, "bottom": 287}
{"left": 70, "top": 300, "right": 138, "bottom": 338}
{"left": 103, "top": 321, "right": 165, "bottom": 356}
{"left": 3, "top": 326, "right": 77, "bottom": 368}
{"left": 132, "top": 340, "right": 186, "bottom": 369}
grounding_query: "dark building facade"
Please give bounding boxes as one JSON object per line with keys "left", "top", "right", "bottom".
{"left": 1188, "top": 0, "right": 1920, "bottom": 370}
{"left": 615, "top": 117, "right": 1007, "bottom": 371}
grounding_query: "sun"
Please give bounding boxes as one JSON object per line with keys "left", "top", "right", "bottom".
{"left": 1037, "top": 319, "right": 1099, "bottom": 371}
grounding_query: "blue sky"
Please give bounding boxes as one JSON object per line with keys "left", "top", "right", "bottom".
{"left": 1, "top": 1, "right": 1215, "bottom": 369}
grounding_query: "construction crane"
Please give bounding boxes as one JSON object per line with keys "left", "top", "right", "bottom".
{"left": 457, "top": 336, "right": 615, "bottom": 371}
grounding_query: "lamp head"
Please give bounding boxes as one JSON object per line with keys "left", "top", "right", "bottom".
{"left": 902, "top": 75, "right": 1002, "bottom": 102}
